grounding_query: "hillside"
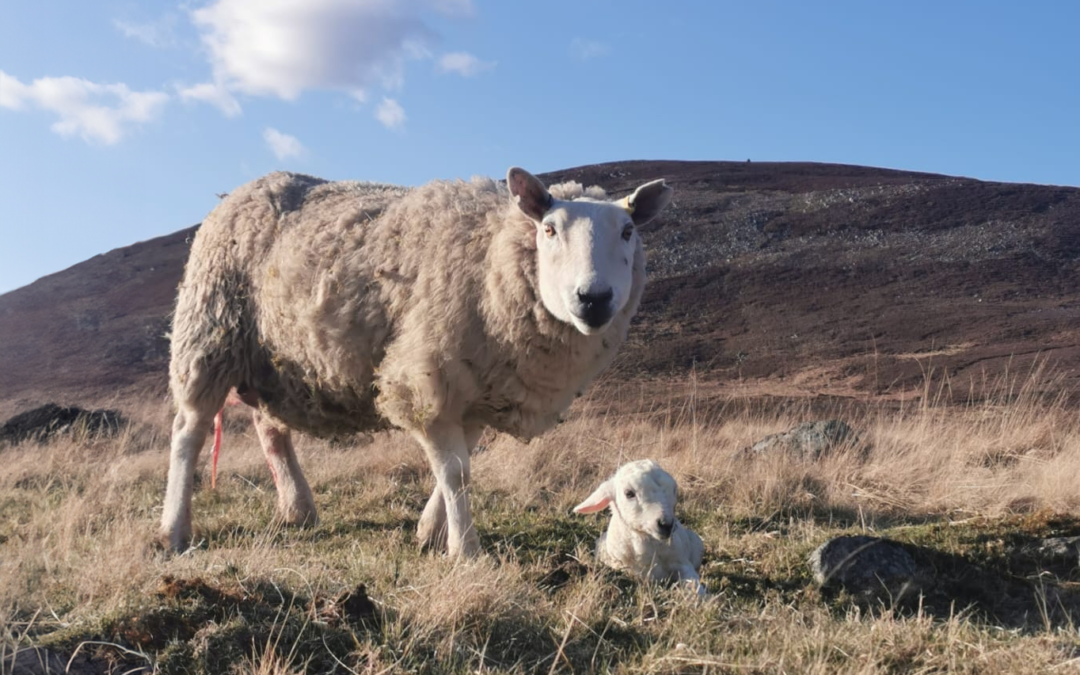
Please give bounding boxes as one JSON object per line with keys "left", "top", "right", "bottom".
{"left": 2, "top": 160, "right": 1079, "bottom": 417}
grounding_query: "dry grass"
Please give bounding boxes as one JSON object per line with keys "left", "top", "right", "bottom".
{"left": 1, "top": 369, "right": 1079, "bottom": 673}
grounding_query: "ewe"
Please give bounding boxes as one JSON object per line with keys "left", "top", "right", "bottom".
{"left": 160, "top": 167, "right": 672, "bottom": 557}
{"left": 574, "top": 460, "right": 705, "bottom": 595}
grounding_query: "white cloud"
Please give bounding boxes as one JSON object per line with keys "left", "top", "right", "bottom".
{"left": 437, "top": 51, "right": 494, "bottom": 77}
{"left": 190, "top": 0, "right": 470, "bottom": 101}
{"left": 113, "top": 16, "right": 177, "bottom": 48}
{"left": 570, "top": 38, "right": 610, "bottom": 61}
{"left": 178, "top": 81, "right": 242, "bottom": 117}
{"left": 0, "top": 70, "right": 168, "bottom": 145}
{"left": 0, "top": 71, "right": 27, "bottom": 110}
{"left": 263, "top": 127, "right": 306, "bottom": 160}
{"left": 375, "top": 97, "right": 406, "bottom": 130}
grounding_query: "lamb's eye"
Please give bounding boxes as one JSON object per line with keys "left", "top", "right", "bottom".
{"left": 624, "top": 489, "right": 636, "bottom": 500}
{"left": 621, "top": 224, "right": 633, "bottom": 241}
{"left": 543, "top": 223, "right": 556, "bottom": 238}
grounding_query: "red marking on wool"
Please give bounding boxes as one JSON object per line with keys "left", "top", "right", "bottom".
{"left": 210, "top": 391, "right": 251, "bottom": 491}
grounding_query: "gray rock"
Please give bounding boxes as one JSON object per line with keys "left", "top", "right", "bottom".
{"left": 809, "top": 535, "right": 921, "bottom": 600}
{"left": 749, "top": 419, "right": 864, "bottom": 461}
{"left": 1021, "top": 536, "right": 1080, "bottom": 567}
{"left": 0, "top": 403, "right": 124, "bottom": 446}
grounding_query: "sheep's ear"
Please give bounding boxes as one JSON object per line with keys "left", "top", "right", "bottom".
{"left": 573, "top": 480, "right": 615, "bottom": 514}
{"left": 621, "top": 179, "right": 673, "bottom": 226}
{"left": 507, "top": 167, "right": 553, "bottom": 221}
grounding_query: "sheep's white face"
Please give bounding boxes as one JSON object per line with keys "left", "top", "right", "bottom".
{"left": 507, "top": 168, "right": 672, "bottom": 336}
{"left": 535, "top": 199, "right": 636, "bottom": 334}
{"left": 574, "top": 459, "right": 680, "bottom": 541}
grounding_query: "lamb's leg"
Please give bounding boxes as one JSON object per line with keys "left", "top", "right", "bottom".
{"left": 253, "top": 411, "right": 318, "bottom": 526}
{"left": 677, "top": 566, "right": 707, "bottom": 598}
{"left": 417, "top": 424, "right": 483, "bottom": 552}
{"left": 414, "top": 422, "right": 480, "bottom": 558}
{"left": 158, "top": 403, "right": 218, "bottom": 551}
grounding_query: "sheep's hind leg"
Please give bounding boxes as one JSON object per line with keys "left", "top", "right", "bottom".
{"left": 159, "top": 402, "right": 220, "bottom": 551}
{"left": 416, "top": 485, "right": 447, "bottom": 552}
{"left": 417, "top": 425, "right": 483, "bottom": 553}
{"left": 253, "top": 411, "right": 318, "bottom": 526}
{"left": 415, "top": 422, "right": 481, "bottom": 558}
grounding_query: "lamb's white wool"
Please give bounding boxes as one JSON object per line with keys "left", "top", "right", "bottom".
{"left": 159, "top": 167, "right": 673, "bottom": 557}
{"left": 574, "top": 460, "right": 705, "bottom": 596}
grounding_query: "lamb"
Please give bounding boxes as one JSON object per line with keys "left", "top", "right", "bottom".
{"left": 159, "top": 167, "right": 673, "bottom": 558}
{"left": 574, "top": 460, "right": 705, "bottom": 596}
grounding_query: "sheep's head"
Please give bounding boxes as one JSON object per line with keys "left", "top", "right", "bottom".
{"left": 573, "top": 459, "right": 679, "bottom": 541}
{"left": 508, "top": 167, "right": 672, "bottom": 336}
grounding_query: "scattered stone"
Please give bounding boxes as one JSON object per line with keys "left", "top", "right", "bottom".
{"left": 809, "top": 535, "right": 921, "bottom": 600}
{"left": 748, "top": 419, "right": 865, "bottom": 461}
{"left": 1019, "top": 536, "right": 1080, "bottom": 568}
{"left": 0, "top": 403, "right": 124, "bottom": 446}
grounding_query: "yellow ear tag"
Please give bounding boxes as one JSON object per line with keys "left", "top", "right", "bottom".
{"left": 619, "top": 197, "right": 636, "bottom": 215}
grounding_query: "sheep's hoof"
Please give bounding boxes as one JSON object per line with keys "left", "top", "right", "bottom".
{"left": 448, "top": 532, "right": 482, "bottom": 559}
{"left": 417, "top": 522, "right": 449, "bottom": 553}
{"left": 154, "top": 528, "right": 193, "bottom": 554}
{"left": 279, "top": 501, "right": 319, "bottom": 527}
{"left": 416, "top": 496, "right": 448, "bottom": 552}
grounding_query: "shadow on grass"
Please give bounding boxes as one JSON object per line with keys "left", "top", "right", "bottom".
{"left": 480, "top": 511, "right": 598, "bottom": 563}
{"left": 32, "top": 576, "right": 381, "bottom": 675}
{"left": 196, "top": 514, "right": 421, "bottom": 550}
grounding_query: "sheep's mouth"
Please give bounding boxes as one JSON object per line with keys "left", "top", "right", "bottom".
{"left": 639, "top": 527, "right": 673, "bottom": 542}
{"left": 569, "top": 306, "right": 613, "bottom": 334}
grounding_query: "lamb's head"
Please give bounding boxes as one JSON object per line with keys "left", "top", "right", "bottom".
{"left": 573, "top": 459, "right": 679, "bottom": 541}
{"left": 508, "top": 167, "right": 673, "bottom": 335}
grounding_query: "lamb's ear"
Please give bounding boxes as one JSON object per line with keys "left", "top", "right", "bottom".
{"left": 507, "top": 167, "right": 553, "bottom": 222}
{"left": 573, "top": 479, "right": 615, "bottom": 514}
{"left": 621, "top": 179, "right": 673, "bottom": 226}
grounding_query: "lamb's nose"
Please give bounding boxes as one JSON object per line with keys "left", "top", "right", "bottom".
{"left": 657, "top": 518, "right": 674, "bottom": 538}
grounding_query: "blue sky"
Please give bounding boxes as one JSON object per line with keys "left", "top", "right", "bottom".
{"left": 1, "top": 1, "right": 1077, "bottom": 293}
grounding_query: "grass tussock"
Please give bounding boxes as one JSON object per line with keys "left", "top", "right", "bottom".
{"left": 2, "top": 369, "right": 1079, "bottom": 673}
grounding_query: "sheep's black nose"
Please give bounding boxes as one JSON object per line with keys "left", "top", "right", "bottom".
{"left": 575, "top": 287, "right": 614, "bottom": 328}
{"left": 657, "top": 518, "right": 674, "bottom": 538}
{"left": 577, "top": 287, "right": 613, "bottom": 307}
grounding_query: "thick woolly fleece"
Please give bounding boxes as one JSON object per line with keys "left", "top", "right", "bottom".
{"left": 169, "top": 173, "right": 645, "bottom": 439}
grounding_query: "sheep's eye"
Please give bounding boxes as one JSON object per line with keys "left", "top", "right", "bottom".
{"left": 543, "top": 223, "right": 556, "bottom": 238}
{"left": 621, "top": 224, "right": 633, "bottom": 241}
{"left": 624, "top": 489, "right": 636, "bottom": 500}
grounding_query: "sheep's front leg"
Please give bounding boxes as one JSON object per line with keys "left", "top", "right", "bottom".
{"left": 253, "top": 411, "right": 318, "bottom": 526}
{"left": 158, "top": 404, "right": 217, "bottom": 551}
{"left": 414, "top": 422, "right": 480, "bottom": 558}
{"left": 417, "top": 424, "right": 483, "bottom": 552}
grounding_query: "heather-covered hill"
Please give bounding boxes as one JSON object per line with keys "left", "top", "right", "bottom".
{"left": 2, "top": 160, "right": 1079, "bottom": 416}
